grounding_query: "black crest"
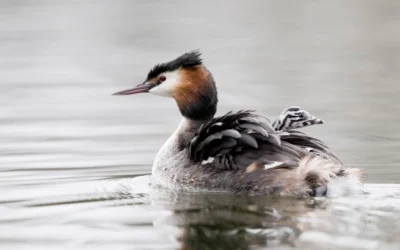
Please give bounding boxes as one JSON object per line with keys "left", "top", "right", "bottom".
{"left": 147, "top": 50, "right": 203, "bottom": 79}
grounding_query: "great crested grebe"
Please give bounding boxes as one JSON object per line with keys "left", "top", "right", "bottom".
{"left": 114, "top": 51, "right": 363, "bottom": 197}
{"left": 272, "top": 106, "right": 324, "bottom": 132}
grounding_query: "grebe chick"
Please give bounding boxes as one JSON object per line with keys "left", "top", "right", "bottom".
{"left": 272, "top": 106, "right": 324, "bottom": 132}
{"left": 272, "top": 106, "right": 335, "bottom": 161}
{"left": 113, "top": 51, "right": 362, "bottom": 197}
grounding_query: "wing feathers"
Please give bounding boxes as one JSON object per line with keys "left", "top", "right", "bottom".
{"left": 238, "top": 133, "right": 259, "bottom": 148}
{"left": 188, "top": 110, "right": 339, "bottom": 170}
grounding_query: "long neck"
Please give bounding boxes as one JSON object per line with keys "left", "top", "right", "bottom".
{"left": 174, "top": 65, "right": 218, "bottom": 121}
{"left": 179, "top": 85, "right": 218, "bottom": 120}
{"left": 156, "top": 117, "right": 206, "bottom": 162}
{"left": 175, "top": 118, "right": 208, "bottom": 149}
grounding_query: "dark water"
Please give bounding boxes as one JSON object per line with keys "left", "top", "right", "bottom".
{"left": 1, "top": 1, "right": 400, "bottom": 249}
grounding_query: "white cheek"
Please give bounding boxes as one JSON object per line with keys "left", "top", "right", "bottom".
{"left": 149, "top": 70, "right": 180, "bottom": 97}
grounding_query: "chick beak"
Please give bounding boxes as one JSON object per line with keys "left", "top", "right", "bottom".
{"left": 113, "top": 82, "right": 154, "bottom": 95}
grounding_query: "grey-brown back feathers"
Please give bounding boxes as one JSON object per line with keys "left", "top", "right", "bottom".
{"left": 188, "top": 110, "right": 338, "bottom": 170}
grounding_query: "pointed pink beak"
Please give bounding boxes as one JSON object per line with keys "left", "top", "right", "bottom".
{"left": 113, "top": 83, "right": 153, "bottom": 95}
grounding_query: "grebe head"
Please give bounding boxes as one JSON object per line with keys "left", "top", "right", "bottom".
{"left": 275, "top": 106, "right": 324, "bottom": 131}
{"left": 113, "top": 50, "right": 218, "bottom": 120}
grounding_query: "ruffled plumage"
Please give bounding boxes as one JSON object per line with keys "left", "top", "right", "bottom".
{"left": 188, "top": 110, "right": 340, "bottom": 170}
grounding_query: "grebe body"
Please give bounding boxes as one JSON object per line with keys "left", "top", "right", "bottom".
{"left": 114, "top": 51, "right": 362, "bottom": 196}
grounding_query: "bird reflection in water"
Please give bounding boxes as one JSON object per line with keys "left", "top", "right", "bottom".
{"left": 150, "top": 189, "right": 327, "bottom": 250}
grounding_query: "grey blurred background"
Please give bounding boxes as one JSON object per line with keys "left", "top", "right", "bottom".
{"left": 1, "top": 1, "right": 400, "bottom": 180}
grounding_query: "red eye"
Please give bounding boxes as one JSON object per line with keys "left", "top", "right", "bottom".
{"left": 159, "top": 75, "right": 166, "bottom": 82}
